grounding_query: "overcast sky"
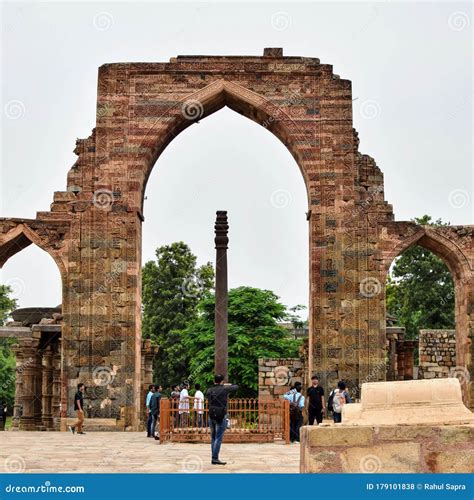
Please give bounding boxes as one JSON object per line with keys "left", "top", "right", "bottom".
{"left": 0, "top": 1, "right": 472, "bottom": 315}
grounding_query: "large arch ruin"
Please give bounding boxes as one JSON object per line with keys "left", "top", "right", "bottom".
{"left": 1, "top": 49, "right": 472, "bottom": 429}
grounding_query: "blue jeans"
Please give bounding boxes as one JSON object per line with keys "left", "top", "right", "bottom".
{"left": 151, "top": 413, "right": 159, "bottom": 437}
{"left": 147, "top": 412, "right": 153, "bottom": 436}
{"left": 333, "top": 411, "right": 342, "bottom": 423}
{"left": 290, "top": 416, "right": 303, "bottom": 442}
{"left": 209, "top": 416, "right": 227, "bottom": 461}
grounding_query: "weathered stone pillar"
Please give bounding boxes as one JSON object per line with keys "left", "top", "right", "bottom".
{"left": 141, "top": 339, "right": 154, "bottom": 424}
{"left": 18, "top": 338, "right": 40, "bottom": 431}
{"left": 11, "top": 343, "right": 24, "bottom": 430}
{"left": 33, "top": 335, "right": 44, "bottom": 430}
{"left": 396, "top": 344, "right": 405, "bottom": 381}
{"left": 403, "top": 342, "right": 415, "bottom": 380}
{"left": 41, "top": 345, "right": 54, "bottom": 429}
{"left": 52, "top": 344, "right": 61, "bottom": 430}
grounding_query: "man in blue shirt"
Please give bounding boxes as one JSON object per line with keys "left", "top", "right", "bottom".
{"left": 145, "top": 384, "right": 155, "bottom": 437}
{"left": 284, "top": 382, "right": 305, "bottom": 443}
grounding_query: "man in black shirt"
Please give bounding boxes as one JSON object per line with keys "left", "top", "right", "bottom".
{"left": 207, "top": 374, "right": 238, "bottom": 465}
{"left": 69, "top": 383, "right": 86, "bottom": 434}
{"left": 149, "top": 385, "right": 162, "bottom": 440}
{"left": 307, "top": 375, "right": 325, "bottom": 425}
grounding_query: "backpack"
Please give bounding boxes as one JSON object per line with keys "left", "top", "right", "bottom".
{"left": 208, "top": 389, "right": 226, "bottom": 423}
{"left": 289, "top": 392, "right": 303, "bottom": 419}
{"left": 332, "top": 389, "right": 346, "bottom": 414}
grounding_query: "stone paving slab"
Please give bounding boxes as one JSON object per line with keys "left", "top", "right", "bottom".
{"left": 0, "top": 432, "right": 300, "bottom": 474}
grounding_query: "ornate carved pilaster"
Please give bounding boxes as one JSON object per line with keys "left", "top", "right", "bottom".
{"left": 52, "top": 343, "right": 61, "bottom": 430}
{"left": 41, "top": 345, "right": 54, "bottom": 429}
{"left": 18, "top": 337, "right": 40, "bottom": 431}
{"left": 11, "top": 343, "right": 24, "bottom": 430}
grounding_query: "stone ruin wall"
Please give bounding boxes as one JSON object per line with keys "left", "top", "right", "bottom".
{"left": 1, "top": 50, "right": 472, "bottom": 426}
{"left": 418, "top": 329, "right": 456, "bottom": 380}
{"left": 258, "top": 358, "right": 305, "bottom": 398}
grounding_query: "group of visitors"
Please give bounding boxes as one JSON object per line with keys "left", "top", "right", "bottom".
{"left": 148, "top": 375, "right": 238, "bottom": 465}
{"left": 284, "top": 375, "right": 352, "bottom": 443}
{"left": 68, "top": 373, "right": 349, "bottom": 459}
{"left": 169, "top": 382, "right": 205, "bottom": 427}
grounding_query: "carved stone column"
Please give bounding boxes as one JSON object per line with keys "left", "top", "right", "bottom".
{"left": 403, "top": 342, "right": 415, "bottom": 380}
{"left": 41, "top": 345, "right": 54, "bottom": 429}
{"left": 18, "top": 337, "right": 40, "bottom": 431}
{"left": 11, "top": 343, "right": 24, "bottom": 430}
{"left": 396, "top": 342, "right": 405, "bottom": 381}
{"left": 52, "top": 343, "right": 61, "bottom": 430}
{"left": 32, "top": 333, "right": 44, "bottom": 430}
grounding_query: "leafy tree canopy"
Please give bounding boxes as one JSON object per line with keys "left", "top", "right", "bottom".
{"left": 386, "top": 215, "right": 455, "bottom": 339}
{"left": 0, "top": 285, "right": 18, "bottom": 409}
{"left": 141, "top": 242, "right": 214, "bottom": 388}
{"left": 179, "top": 286, "right": 301, "bottom": 396}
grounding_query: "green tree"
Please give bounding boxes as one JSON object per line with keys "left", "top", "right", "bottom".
{"left": 0, "top": 285, "right": 18, "bottom": 409}
{"left": 386, "top": 215, "right": 455, "bottom": 339}
{"left": 179, "top": 286, "right": 301, "bottom": 396}
{"left": 142, "top": 242, "right": 214, "bottom": 388}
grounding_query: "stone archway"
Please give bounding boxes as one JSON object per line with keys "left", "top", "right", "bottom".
{"left": 379, "top": 222, "right": 473, "bottom": 405}
{"left": 1, "top": 49, "right": 472, "bottom": 428}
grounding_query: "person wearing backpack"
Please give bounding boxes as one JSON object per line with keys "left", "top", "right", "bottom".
{"left": 206, "top": 374, "right": 239, "bottom": 465}
{"left": 284, "top": 382, "right": 305, "bottom": 443}
{"left": 330, "top": 381, "right": 353, "bottom": 423}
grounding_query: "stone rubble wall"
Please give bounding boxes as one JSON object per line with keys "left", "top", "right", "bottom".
{"left": 418, "top": 329, "right": 456, "bottom": 379}
{"left": 258, "top": 358, "right": 304, "bottom": 398}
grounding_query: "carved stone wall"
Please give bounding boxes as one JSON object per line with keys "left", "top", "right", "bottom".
{"left": 1, "top": 49, "right": 472, "bottom": 426}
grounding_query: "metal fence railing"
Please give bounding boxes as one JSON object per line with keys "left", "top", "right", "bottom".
{"left": 159, "top": 398, "right": 290, "bottom": 444}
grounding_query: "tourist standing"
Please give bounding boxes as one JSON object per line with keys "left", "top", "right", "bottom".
{"left": 307, "top": 375, "right": 325, "bottom": 425}
{"left": 179, "top": 382, "right": 190, "bottom": 427}
{"left": 193, "top": 383, "right": 204, "bottom": 428}
{"left": 149, "top": 385, "right": 162, "bottom": 440}
{"left": 207, "top": 374, "right": 238, "bottom": 465}
{"left": 68, "top": 383, "right": 86, "bottom": 435}
{"left": 330, "top": 381, "right": 353, "bottom": 423}
{"left": 145, "top": 384, "right": 155, "bottom": 437}
{"left": 0, "top": 401, "right": 7, "bottom": 431}
{"left": 284, "top": 382, "right": 305, "bottom": 443}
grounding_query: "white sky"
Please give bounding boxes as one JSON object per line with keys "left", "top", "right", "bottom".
{"left": 0, "top": 1, "right": 472, "bottom": 315}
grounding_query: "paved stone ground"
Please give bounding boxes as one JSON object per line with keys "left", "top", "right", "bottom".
{"left": 0, "top": 432, "right": 300, "bottom": 473}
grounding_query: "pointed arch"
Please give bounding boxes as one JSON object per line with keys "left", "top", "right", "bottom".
{"left": 0, "top": 221, "right": 67, "bottom": 278}
{"left": 382, "top": 223, "right": 473, "bottom": 405}
{"left": 137, "top": 80, "right": 313, "bottom": 211}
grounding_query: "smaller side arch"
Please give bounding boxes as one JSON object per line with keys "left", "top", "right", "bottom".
{"left": 381, "top": 221, "right": 473, "bottom": 407}
{"left": 0, "top": 219, "right": 67, "bottom": 278}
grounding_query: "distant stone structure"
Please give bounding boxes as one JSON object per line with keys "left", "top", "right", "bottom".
{"left": 0, "top": 48, "right": 472, "bottom": 428}
{"left": 258, "top": 358, "right": 305, "bottom": 398}
{"left": 0, "top": 308, "right": 157, "bottom": 431}
{"left": 418, "top": 329, "right": 456, "bottom": 380}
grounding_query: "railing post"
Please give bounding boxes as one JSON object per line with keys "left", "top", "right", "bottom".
{"left": 159, "top": 398, "right": 169, "bottom": 444}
